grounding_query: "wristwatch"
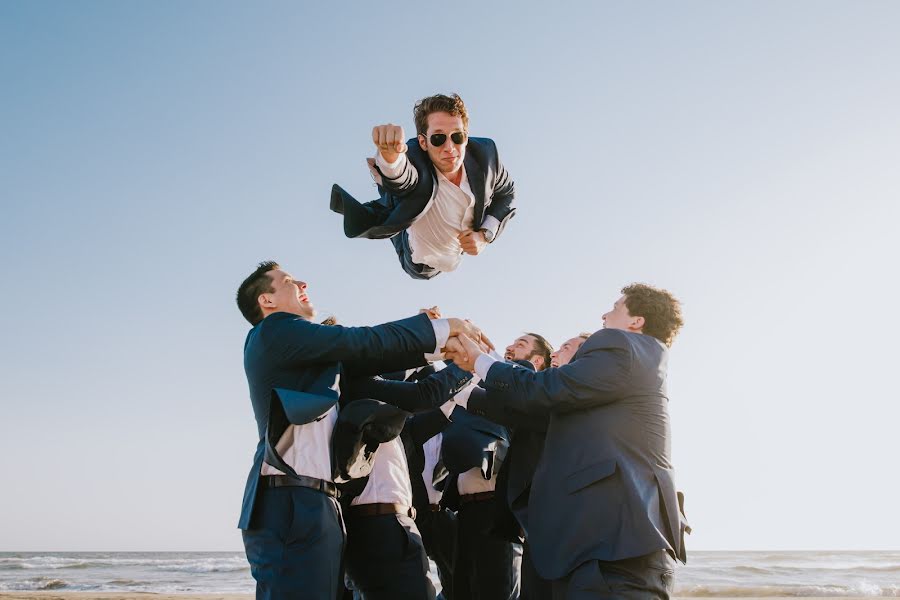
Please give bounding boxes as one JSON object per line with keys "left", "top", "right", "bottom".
{"left": 479, "top": 228, "right": 495, "bottom": 243}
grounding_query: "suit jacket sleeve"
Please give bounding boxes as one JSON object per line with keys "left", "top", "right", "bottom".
{"left": 373, "top": 140, "right": 421, "bottom": 197}
{"left": 467, "top": 386, "right": 549, "bottom": 431}
{"left": 342, "top": 352, "right": 428, "bottom": 378}
{"left": 264, "top": 312, "right": 436, "bottom": 368}
{"left": 484, "top": 139, "right": 515, "bottom": 229}
{"left": 479, "top": 329, "right": 632, "bottom": 414}
{"left": 342, "top": 364, "right": 473, "bottom": 412}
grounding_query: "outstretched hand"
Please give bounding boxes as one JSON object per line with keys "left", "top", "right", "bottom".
{"left": 372, "top": 123, "right": 408, "bottom": 164}
{"left": 447, "top": 318, "right": 494, "bottom": 352}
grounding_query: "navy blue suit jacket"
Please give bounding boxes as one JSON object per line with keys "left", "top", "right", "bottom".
{"left": 469, "top": 329, "right": 690, "bottom": 578}
{"left": 239, "top": 311, "right": 437, "bottom": 529}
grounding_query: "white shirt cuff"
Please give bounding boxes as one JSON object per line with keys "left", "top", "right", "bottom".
{"left": 439, "top": 399, "right": 456, "bottom": 419}
{"left": 475, "top": 354, "right": 499, "bottom": 381}
{"left": 480, "top": 215, "right": 501, "bottom": 239}
{"left": 374, "top": 150, "right": 407, "bottom": 178}
{"left": 428, "top": 319, "right": 451, "bottom": 358}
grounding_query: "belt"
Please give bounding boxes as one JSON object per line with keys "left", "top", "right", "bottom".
{"left": 346, "top": 503, "right": 416, "bottom": 520}
{"left": 459, "top": 491, "right": 495, "bottom": 505}
{"left": 261, "top": 475, "right": 339, "bottom": 499}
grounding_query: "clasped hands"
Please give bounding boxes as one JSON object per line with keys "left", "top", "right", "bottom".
{"left": 443, "top": 333, "right": 487, "bottom": 372}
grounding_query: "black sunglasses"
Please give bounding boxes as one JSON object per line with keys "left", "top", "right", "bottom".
{"left": 425, "top": 131, "right": 467, "bottom": 147}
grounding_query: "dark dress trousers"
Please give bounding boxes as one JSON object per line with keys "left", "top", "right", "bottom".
{"left": 240, "top": 312, "right": 437, "bottom": 600}
{"left": 340, "top": 410, "right": 446, "bottom": 600}
{"left": 469, "top": 329, "right": 691, "bottom": 599}
{"left": 440, "top": 406, "right": 520, "bottom": 600}
{"left": 331, "top": 137, "right": 516, "bottom": 279}
{"left": 337, "top": 365, "right": 473, "bottom": 600}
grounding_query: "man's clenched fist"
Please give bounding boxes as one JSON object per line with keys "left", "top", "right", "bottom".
{"left": 372, "top": 124, "right": 408, "bottom": 164}
{"left": 458, "top": 230, "right": 488, "bottom": 256}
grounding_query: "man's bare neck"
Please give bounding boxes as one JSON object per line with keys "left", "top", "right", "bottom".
{"left": 441, "top": 168, "right": 464, "bottom": 187}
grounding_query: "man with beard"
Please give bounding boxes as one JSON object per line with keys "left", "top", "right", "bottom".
{"left": 463, "top": 335, "right": 588, "bottom": 600}
{"left": 439, "top": 332, "right": 553, "bottom": 599}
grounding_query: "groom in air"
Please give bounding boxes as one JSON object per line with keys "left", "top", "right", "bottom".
{"left": 331, "top": 93, "right": 517, "bottom": 279}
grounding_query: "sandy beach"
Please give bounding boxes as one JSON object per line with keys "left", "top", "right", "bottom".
{"left": 0, "top": 594, "right": 878, "bottom": 600}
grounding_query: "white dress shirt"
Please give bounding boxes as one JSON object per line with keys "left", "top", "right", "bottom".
{"left": 375, "top": 152, "right": 500, "bottom": 272}
{"left": 352, "top": 437, "right": 413, "bottom": 506}
{"left": 354, "top": 397, "right": 456, "bottom": 506}
{"left": 260, "top": 318, "right": 451, "bottom": 482}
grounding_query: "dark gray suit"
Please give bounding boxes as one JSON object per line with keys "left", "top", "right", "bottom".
{"left": 469, "top": 329, "right": 689, "bottom": 598}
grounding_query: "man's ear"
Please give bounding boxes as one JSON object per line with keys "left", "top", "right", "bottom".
{"left": 258, "top": 293, "right": 275, "bottom": 309}
{"left": 418, "top": 134, "right": 427, "bottom": 152}
{"left": 532, "top": 355, "right": 546, "bottom": 371}
{"left": 631, "top": 315, "right": 646, "bottom": 332}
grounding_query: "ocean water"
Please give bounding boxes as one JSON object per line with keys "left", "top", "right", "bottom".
{"left": 0, "top": 551, "right": 898, "bottom": 596}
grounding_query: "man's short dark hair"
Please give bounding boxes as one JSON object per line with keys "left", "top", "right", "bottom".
{"left": 525, "top": 332, "right": 554, "bottom": 372}
{"left": 236, "top": 261, "right": 279, "bottom": 325}
{"left": 621, "top": 283, "right": 684, "bottom": 347}
{"left": 413, "top": 93, "right": 469, "bottom": 136}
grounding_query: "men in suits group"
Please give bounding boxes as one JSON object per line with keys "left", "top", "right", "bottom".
{"left": 237, "top": 92, "right": 689, "bottom": 600}
{"left": 331, "top": 93, "right": 515, "bottom": 279}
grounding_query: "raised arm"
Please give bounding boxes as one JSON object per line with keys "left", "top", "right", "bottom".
{"left": 265, "top": 312, "right": 440, "bottom": 367}
{"left": 469, "top": 330, "right": 632, "bottom": 415}
{"left": 466, "top": 386, "right": 549, "bottom": 431}
{"left": 371, "top": 124, "right": 419, "bottom": 196}
{"left": 343, "top": 364, "right": 473, "bottom": 412}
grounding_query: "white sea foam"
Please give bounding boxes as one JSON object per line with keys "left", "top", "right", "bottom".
{"left": 1, "top": 551, "right": 898, "bottom": 595}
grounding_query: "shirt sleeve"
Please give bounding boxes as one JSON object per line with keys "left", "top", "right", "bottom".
{"left": 439, "top": 399, "right": 456, "bottom": 419}
{"left": 374, "top": 151, "right": 409, "bottom": 179}
{"left": 480, "top": 215, "right": 501, "bottom": 239}
{"left": 475, "top": 353, "right": 500, "bottom": 381}
{"left": 425, "top": 318, "right": 451, "bottom": 360}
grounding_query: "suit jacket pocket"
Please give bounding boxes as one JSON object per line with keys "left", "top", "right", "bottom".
{"left": 565, "top": 458, "right": 617, "bottom": 494}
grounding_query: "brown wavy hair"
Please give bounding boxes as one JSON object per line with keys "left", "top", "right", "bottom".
{"left": 622, "top": 283, "right": 684, "bottom": 347}
{"left": 414, "top": 93, "right": 469, "bottom": 136}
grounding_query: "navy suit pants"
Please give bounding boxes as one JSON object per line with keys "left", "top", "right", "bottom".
{"left": 344, "top": 513, "right": 435, "bottom": 600}
{"left": 417, "top": 507, "right": 458, "bottom": 598}
{"left": 453, "top": 499, "right": 521, "bottom": 600}
{"left": 390, "top": 230, "right": 441, "bottom": 280}
{"left": 242, "top": 486, "right": 344, "bottom": 600}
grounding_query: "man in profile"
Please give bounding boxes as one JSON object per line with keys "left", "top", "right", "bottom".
{"left": 331, "top": 93, "right": 516, "bottom": 279}
{"left": 234, "top": 261, "right": 488, "bottom": 600}
{"left": 453, "top": 284, "right": 690, "bottom": 599}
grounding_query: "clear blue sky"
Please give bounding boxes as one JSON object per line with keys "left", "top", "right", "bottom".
{"left": 2, "top": 1, "right": 899, "bottom": 551}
